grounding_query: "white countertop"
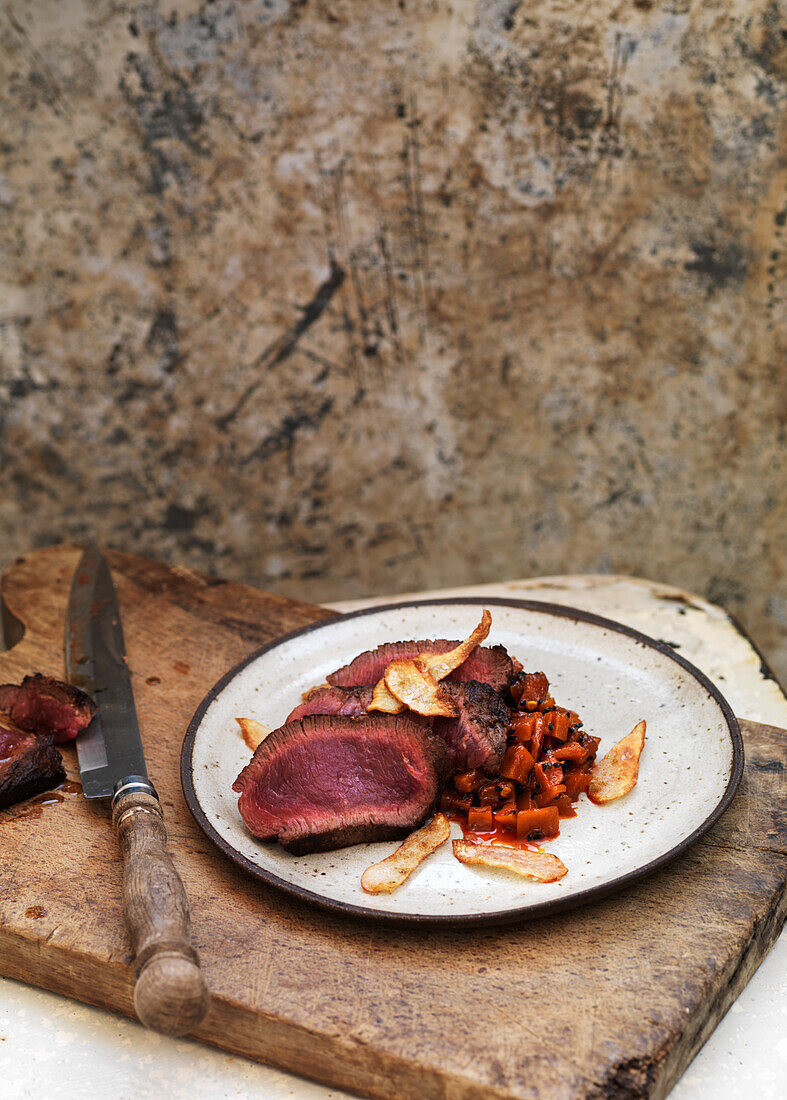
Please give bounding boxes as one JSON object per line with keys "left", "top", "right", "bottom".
{"left": 2, "top": 574, "right": 785, "bottom": 1099}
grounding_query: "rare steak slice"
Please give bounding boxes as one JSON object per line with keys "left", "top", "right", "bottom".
{"left": 326, "top": 640, "right": 515, "bottom": 693}
{"left": 0, "top": 714, "right": 66, "bottom": 810}
{"left": 434, "top": 681, "right": 510, "bottom": 774}
{"left": 0, "top": 674, "right": 96, "bottom": 743}
{"left": 453, "top": 645, "right": 515, "bottom": 692}
{"left": 233, "top": 713, "right": 451, "bottom": 854}
{"left": 285, "top": 685, "right": 374, "bottom": 724}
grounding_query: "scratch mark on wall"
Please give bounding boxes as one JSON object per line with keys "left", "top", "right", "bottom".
{"left": 6, "top": 9, "right": 73, "bottom": 118}
{"left": 593, "top": 32, "right": 636, "bottom": 192}
{"left": 402, "top": 93, "right": 431, "bottom": 345}
{"left": 239, "top": 396, "right": 335, "bottom": 469}
{"left": 377, "top": 224, "right": 404, "bottom": 365}
{"left": 215, "top": 259, "right": 345, "bottom": 430}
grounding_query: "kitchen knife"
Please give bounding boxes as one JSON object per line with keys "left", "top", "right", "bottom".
{"left": 65, "top": 545, "right": 210, "bottom": 1036}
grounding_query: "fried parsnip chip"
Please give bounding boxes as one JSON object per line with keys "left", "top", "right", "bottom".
{"left": 236, "top": 717, "right": 271, "bottom": 752}
{"left": 384, "top": 659, "right": 459, "bottom": 718}
{"left": 587, "top": 720, "right": 647, "bottom": 804}
{"left": 367, "top": 677, "right": 405, "bottom": 714}
{"left": 368, "top": 610, "right": 492, "bottom": 716}
{"left": 417, "top": 609, "right": 492, "bottom": 681}
{"left": 452, "top": 839, "right": 568, "bottom": 882}
{"left": 361, "top": 814, "right": 451, "bottom": 894}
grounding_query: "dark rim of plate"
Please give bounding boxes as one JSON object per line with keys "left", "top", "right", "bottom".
{"left": 180, "top": 597, "right": 744, "bottom": 927}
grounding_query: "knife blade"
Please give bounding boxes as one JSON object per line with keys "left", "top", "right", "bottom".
{"left": 66, "top": 545, "right": 149, "bottom": 798}
{"left": 65, "top": 546, "right": 210, "bottom": 1036}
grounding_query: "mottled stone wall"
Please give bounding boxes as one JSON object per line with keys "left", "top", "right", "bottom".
{"left": 1, "top": 1, "right": 785, "bottom": 678}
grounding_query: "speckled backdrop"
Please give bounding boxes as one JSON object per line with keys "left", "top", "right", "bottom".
{"left": 0, "top": 1, "right": 785, "bottom": 677}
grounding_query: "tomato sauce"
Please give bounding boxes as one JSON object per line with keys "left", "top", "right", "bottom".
{"left": 447, "top": 813, "right": 546, "bottom": 852}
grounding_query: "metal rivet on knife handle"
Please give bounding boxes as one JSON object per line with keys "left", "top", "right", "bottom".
{"left": 112, "top": 788, "right": 210, "bottom": 1036}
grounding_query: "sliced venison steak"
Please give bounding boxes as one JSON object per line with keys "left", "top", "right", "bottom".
{"left": 285, "top": 684, "right": 374, "bottom": 724}
{"left": 0, "top": 714, "right": 66, "bottom": 811}
{"left": 453, "top": 645, "right": 515, "bottom": 692}
{"left": 0, "top": 674, "right": 96, "bottom": 743}
{"left": 326, "top": 639, "right": 515, "bottom": 693}
{"left": 288, "top": 680, "right": 511, "bottom": 775}
{"left": 233, "top": 713, "right": 451, "bottom": 854}
{"left": 434, "top": 681, "right": 510, "bottom": 774}
{"left": 287, "top": 684, "right": 433, "bottom": 728}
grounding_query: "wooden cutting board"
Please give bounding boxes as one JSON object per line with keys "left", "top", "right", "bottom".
{"left": 0, "top": 546, "right": 784, "bottom": 1100}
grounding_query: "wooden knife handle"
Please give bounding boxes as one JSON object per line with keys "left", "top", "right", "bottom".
{"left": 112, "top": 788, "right": 210, "bottom": 1036}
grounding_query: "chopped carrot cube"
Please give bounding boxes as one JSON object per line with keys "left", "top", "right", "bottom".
{"left": 511, "top": 711, "right": 538, "bottom": 742}
{"left": 454, "top": 768, "right": 484, "bottom": 793}
{"left": 516, "top": 806, "right": 559, "bottom": 841}
{"left": 493, "top": 801, "right": 518, "bottom": 829}
{"left": 552, "top": 742, "right": 588, "bottom": 764}
{"left": 467, "top": 806, "right": 494, "bottom": 831}
{"left": 534, "top": 785, "right": 566, "bottom": 808}
{"left": 541, "top": 710, "right": 570, "bottom": 741}
{"left": 563, "top": 769, "right": 592, "bottom": 800}
{"left": 556, "top": 795, "right": 577, "bottom": 818}
{"left": 499, "top": 744, "right": 535, "bottom": 784}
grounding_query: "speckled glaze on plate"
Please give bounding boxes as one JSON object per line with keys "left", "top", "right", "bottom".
{"left": 181, "top": 599, "right": 743, "bottom": 925}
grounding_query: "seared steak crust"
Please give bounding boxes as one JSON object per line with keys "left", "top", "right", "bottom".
{"left": 0, "top": 685, "right": 19, "bottom": 713}
{"left": 435, "top": 681, "right": 510, "bottom": 774}
{"left": 326, "top": 639, "right": 514, "bottom": 693}
{"left": 233, "top": 713, "right": 451, "bottom": 854}
{"left": 0, "top": 714, "right": 66, "bottom": 810}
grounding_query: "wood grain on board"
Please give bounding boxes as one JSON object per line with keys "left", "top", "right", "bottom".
{"left": 0, "top": 546, "right": 784, "bottom": 1100}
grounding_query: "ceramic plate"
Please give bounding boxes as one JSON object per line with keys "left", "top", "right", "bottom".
{"left": 181, "top": 599, "right": 743, "bottom": 925}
